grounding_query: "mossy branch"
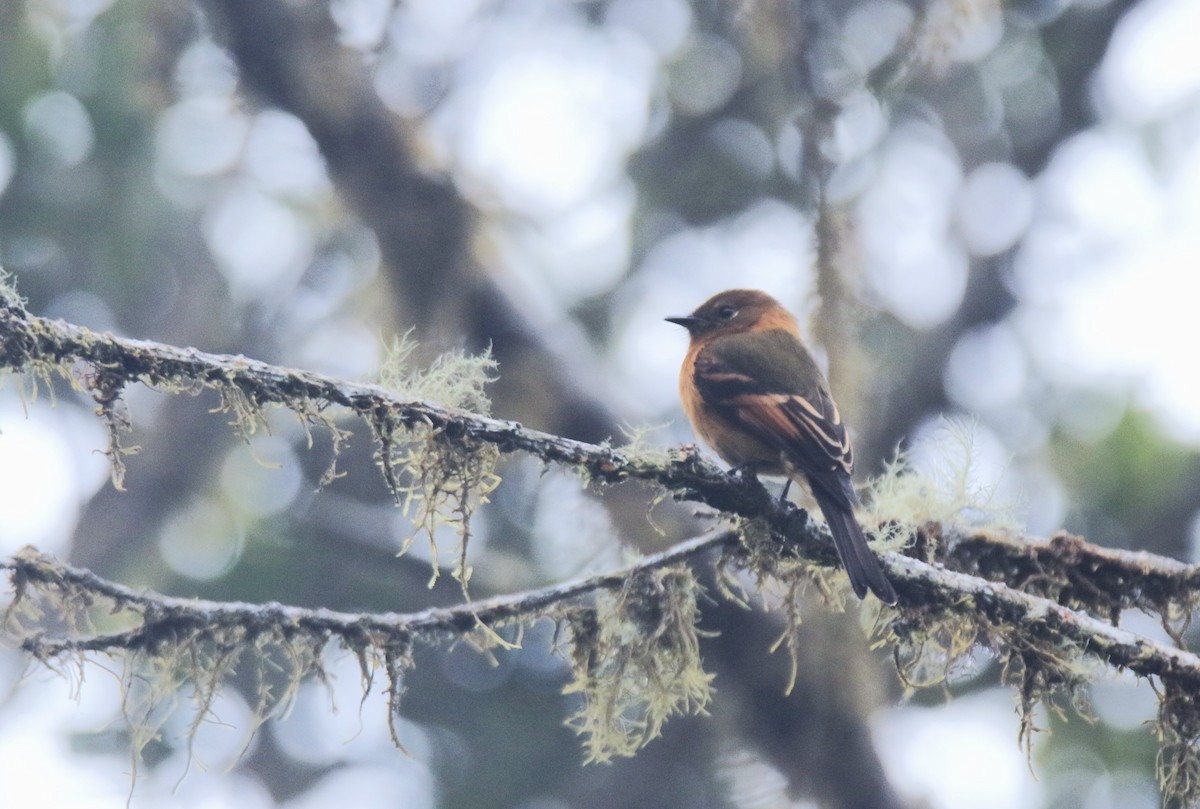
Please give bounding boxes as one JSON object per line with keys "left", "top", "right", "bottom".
{"left": 7, "top": 289, "right": 1200, "bottom": 798}
{"left": 8, "top": 525, "right": 1200, "bottom": 720}
{"left": 2, "top": 291, "right": 1198, "bottom": 620}
{"left": 4, "top": 536, "right": 734, "bottom": 657}
{"left": 6, "top": 523, "right": 1200, "bottom": 783}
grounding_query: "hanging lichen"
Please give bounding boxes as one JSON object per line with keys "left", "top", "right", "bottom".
{"left": 373, "top": 333, "right": 502, "bottom": 588}
{"left": 561, "top": 566, "right": 713, "bottom": 762}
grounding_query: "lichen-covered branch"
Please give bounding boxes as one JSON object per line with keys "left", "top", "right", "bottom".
{"left": 3, "top": 286, "right": 1199, "bottom": 621}
{"left": 5, "top": 534, "right": 737, "bottom": 657}
{"left": 10, "top": 537, "right": 1200, "bottom": 689}
{"left": 6, "top": 521, "right": 1200, "bottom": 790}
{"left": 942, "top": 527, "right": 1197, "bottom": 630}
{"left": 881, "top": 552, "right": 1200, "bottom": 689}
{"left": 8, "top": 523, "right": 1200, "bottom": 715}
{"left": 7, "top": 285, "right": 1200, "bottom": 800}
{"left": 4, "top": 535, "right": 733, "bottom": 764}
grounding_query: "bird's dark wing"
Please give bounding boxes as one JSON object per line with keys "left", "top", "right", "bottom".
{"left": 694, "top": 328, "right": 896, "bottom": 603}
{"left": 693, "top": 328, "right": 855, "bottom": 506}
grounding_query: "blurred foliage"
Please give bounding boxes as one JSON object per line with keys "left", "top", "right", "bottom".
{"left": 1057, "top": 412, "right": 1200, "bottom": 559}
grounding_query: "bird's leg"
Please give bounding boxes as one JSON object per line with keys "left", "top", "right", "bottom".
{"left": 779, "top": 479, "right": 792, "bottom": 502}
{"left": 727, "top": 464, "right": 759, "bottom": 485}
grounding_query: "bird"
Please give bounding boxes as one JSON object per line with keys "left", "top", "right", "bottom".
{"left": 667, "top": 289, "right": 897, "bottom": 604}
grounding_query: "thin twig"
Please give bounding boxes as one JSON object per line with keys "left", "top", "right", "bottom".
{"left": 6, "top": 532, "right": 739, "bottom": 657}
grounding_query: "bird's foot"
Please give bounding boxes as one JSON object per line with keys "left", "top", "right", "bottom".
{"left": 726, "top": 464, "right": 757, "bottom": 483}
{"left": 727, "top": 466, "right": 773, "bottom": 497}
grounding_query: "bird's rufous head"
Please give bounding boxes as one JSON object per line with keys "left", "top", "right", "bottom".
{"left": 665, "top": 289, "right": 796, "bottom": 340}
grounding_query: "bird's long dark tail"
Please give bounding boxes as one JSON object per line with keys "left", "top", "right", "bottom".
{"left": 809, "top": 487, "right": 898, "bottom": 605}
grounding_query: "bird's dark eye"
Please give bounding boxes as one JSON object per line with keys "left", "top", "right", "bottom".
{"left": 717, "top": 305, "right": 737, "bottom": 320}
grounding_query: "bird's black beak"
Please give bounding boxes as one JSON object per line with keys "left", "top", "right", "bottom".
{"left": 666, "top": 315, "right": 703, "bottom": 330}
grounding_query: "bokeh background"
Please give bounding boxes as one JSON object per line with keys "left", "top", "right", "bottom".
{"left": 2, "top": 0, "right": 1199, "bottom": 806}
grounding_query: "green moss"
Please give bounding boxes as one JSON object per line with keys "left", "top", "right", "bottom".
{"left": 561, "top": 566, "right": 713, "bottom": 762}
{"left": 375, "top": 334, "right": 502, "bottom": 589}
{"left": 862, "top": 418, "right": 1018, "bottom": 552}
